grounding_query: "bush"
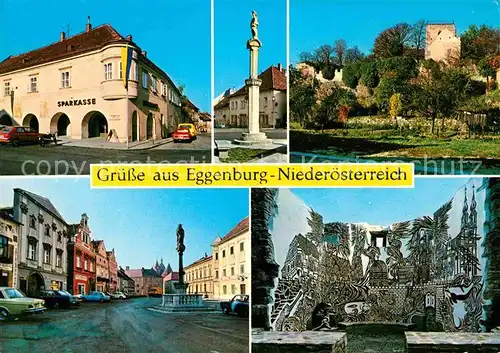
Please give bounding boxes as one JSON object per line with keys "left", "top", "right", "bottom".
{"left": 343, "top": 62, "right": 361, "bottom": 88}
{"left": 377, "top": 57, "right": 419, "bottom": 80}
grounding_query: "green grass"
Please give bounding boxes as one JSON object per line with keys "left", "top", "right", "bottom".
{"left": 220, "top": 148, "right": 269, "bottom": 163}
{"left": 290, "top": 128, "right": 500, "bottom": 159}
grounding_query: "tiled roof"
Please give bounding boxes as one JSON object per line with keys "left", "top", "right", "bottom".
{"left": 0, "top": 24, "right": 126, "bottom": 75}
{"left": 15, "top": 189, "right": 66, "bottom": 223}
{"left": 185, "top": 255, "right": 213, "bottom": 269}
{"left": 125, "top": 269, "right": 143, "bottom": 278}
{"left": 230, "top": 65, "right": 287, "bottom": 98}
{"left": 117, "top": 268, "right": 134, "bottom": 281}
{"left": 163, "top": 271, "right": 179, "bottom": 281}
{"left": 219, "top": 217, "right": 249, "bottom": 245}
{"left": 214, "top": 95, "right": 230, "bottom": 109}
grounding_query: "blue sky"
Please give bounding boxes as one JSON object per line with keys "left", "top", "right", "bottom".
{"left": 0, "top": 0, "right": 211, "bottom": 112}
{"left": 291, "top": 0, "right": 500, "bottom": 63}
{"left": 0, "top": 178, "right": 249, "bottom": 270}
{"left": 292, "top": 177, "right": 473, "bottom": 225}
{"left": 214, "top": 0, "right": 287, "bottom": 96}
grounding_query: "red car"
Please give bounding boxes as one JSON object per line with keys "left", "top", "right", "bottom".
{"left": 172, "top": 126, "right": 195, "bottom": 143}
{"left": 0, "top": 126, "right": 54, "bottom": 147}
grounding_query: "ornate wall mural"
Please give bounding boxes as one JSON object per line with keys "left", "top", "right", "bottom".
{"left": 266, "top": 179, "right": 494, "bottom": 333}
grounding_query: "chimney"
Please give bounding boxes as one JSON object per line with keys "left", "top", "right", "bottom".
{"left": 86, "top": 16, "right": 92, "bottom": 32}
{"left": 142, "top": 51, "right": 147, "bottom": 57}
{"left": 60, "top": 31, "right": 66, "bottom": 42}
{"left": 277, "top": 63, "right": 282, "bottom": 71}
{"left": 126, "top": 266, "right": 129, "bottom": 270}
{"left": 126, "top": 35, "right": 133, "bottom": 42}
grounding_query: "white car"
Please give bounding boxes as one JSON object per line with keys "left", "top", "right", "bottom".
{"left": 112, "top": 292, "right": 127, "bottom": 300}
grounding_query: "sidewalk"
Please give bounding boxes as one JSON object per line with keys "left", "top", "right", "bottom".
{"left": 57, "top": 136, "right": 172, "bottom": 150}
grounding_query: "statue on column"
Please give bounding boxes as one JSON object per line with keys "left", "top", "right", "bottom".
{"left": 250, "top": 10, "right": 259, "bottom": 39}
{"left": 176, "top": 224, "right": 185, "bottom": 254}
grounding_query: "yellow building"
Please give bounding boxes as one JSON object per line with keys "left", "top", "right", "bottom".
{"left": 0, "top": 18, "right": 183, "bottom": 143}
{"left": 212, "top": 217, "right": 250, "bottom": 300}
{"left": 185, "top": 254, "right": 213, "bottom": 298}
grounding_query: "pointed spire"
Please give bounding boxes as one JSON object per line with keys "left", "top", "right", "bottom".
{"left": 461, "top": 187, "right": 469, "bottom": 230}
{"left": 160, "top": 257, "right": 164, "bottom": 264}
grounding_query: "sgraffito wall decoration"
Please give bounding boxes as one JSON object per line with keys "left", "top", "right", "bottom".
{"left": 266, "top": 179, "right": 495, "bottom": 333}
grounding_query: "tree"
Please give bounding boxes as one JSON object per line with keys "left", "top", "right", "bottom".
{"left": 373, "top": 23, "right": 411, "bottom": 58}
{"left": 344, "top": 46, "right": 365, "bottom": 64}
{"left": 313, "top": 87, "right": 356, "bottom": 131}
{"left": 461, "top": 25, "right": 500, "bottom": 63}
{"left": 376, "top": 56, "right": 419, "bottom": 80}
{"left": 359, "top": 60, "right": 379, "bottom": 88}
{"left": 374, "top": 73, "right": 408, "bottom": 113}
{"left": 290, "top": 83, "right": 316, "bottom": 127}
{"left": 333, "top": 39, "right": 347, "bottom": 66}
{"left": 408, "top": 20, "right": 426, "bottom": 58}
{"left": 342, "top": 61, "right": 362, "bottom": 88}
{"left": 389, "top": 93, "right": 402, "bottom": 118}
{"left": 479, "top": 57, "right": 496, "bottom": 86}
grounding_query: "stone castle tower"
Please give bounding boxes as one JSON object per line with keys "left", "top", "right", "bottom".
{"left": 425, "top": 23, "right": 461, "bottom": 62}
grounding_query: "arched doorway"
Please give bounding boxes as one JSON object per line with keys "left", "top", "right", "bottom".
{"left": 23, "top": 114, "right": 39, "bottom": 132}
{"left": 82, "top": 111, "right": 108, "bottom": 139}
{"left": 27, "top": 272, "right": 45, "bottom": 297}
{"left": 146, "top": 113, "right": 153, "bottom": 139}
{"left": 50, "top": 113, "right": 71, "bottom": 136}
{"left": 132, "top": 111, "right": 138, "bottom": 142}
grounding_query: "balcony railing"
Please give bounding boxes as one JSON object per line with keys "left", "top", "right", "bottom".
{"left": 0, "top": 245, "right": 14, "bottom": 264}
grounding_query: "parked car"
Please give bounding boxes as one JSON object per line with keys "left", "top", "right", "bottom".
{"left": 220, "top": 295, "right": 249, "bottom": 317}
{"left": 0, "top": 126, "right": 43, "bottom": 146}
{"left": 112, "top": 292, "right": 127, "bottom": 300}
{"left": 36, "top": 290, "right": 79, "bottom": 309}
{"left": 81, "top": 291, "right": 111, "bottom": 303}
{"left": 172, "top": 123, "right": 197, "bottom": 143}
{"left": 147, "top": 287, "right": 162, "bottom": 298}
{"left": 58, "top": 290, "right": 82, "bottom": 304}
{"left": 0, "top": 287, "right": 46, "bottom": 320}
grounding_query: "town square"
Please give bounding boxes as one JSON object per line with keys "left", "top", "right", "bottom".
{"left": 0, "top": 1, "right": 212, "bottom": 175}
{"left": 0, "top": 178, "right": 250, "bottom": 352}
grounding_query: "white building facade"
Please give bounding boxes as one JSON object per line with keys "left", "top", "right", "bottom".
{"left": 0, "top": 21, "right": 183, "bottom": 143}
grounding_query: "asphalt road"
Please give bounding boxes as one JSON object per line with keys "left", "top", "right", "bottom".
{"left": 214, "top": 128, "right": 287, "bottom": 141}
{"left": 0, "top": 297, "right": 249, "bottom": 353}
{"left": 0, "top": 136, "right": 211, "bottom": 176}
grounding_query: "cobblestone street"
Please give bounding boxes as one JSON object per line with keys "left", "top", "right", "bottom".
{"left": 0, "top": 297, "right": 249, "bottom": 353}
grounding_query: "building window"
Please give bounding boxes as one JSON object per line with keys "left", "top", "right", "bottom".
{"left": 29, "top": 76, "right": 38, "bottom": 93}
{"left": 61, "top": 71, "right": 70, "bottom": 88}
{"left": 240, "top": 242, "right": 244, "bottom": 251}
{"left": 119, "top": 62, "right": 123, "bottom": 79}
{"left": 230, "top": 246, "right": 234, "bottom": 255}
{"left": 223, "top": 269, "right": 226, "bottom": 277}
{"left": 222, "top": 250, "right": 226, "bottom": 258}
{"left": 231, "top": 267, "right": 234, "bottom": 276}
{"left": 4, "top": 81, "right": 10, "bottom": 96}
{"left": 27, "top": 239, "right": 36, "bottom": 260}
{"left": 215, "top": 252, "right": 218, "bottom": 260}
{"left": 44, "top": 224, "right": 50, "bottom": 236}
{"left": 90, "top": 262, "right": 93, "bottom": 272}
{"left": 162, "top": 82, "right": 167, "bottom": 96}
{"left": 222, "top": 285, "right": 227, "bottom": 295}
{"left": 43, "top": 246, "right": 51, "bottom": 264}
{"left": 134, "top": 63, "right": 139, "bottom": 81}
{"left": 29, "top": 215, "right": 36, "bottom": 229}
{"left": 240, "top": 264, "right": 244, "bottom": 274}
{"left": 84, "top": 259, "right": 88, "bottom": 271}
{"left": 77, "top": 284, "right": 85, "bottom": 295}
{"left": 0, "top": 236, "right": 8, "bottom": 257}
{"left": 231, "top": 284, "right": 236, "bottom": 294}
{"left": 104, "top": 63, "right": 113, "bottom": 80}
{"left": 152, "top": 77, "right": 157, "bottom": 92}
{"left": 57, "top": 232, "right": 62, "bottom": 242}
{"left": 264, "top": 97, "right": 268, "bottom": 107}
{"left": 142, "top": 71, "right": 149, "bottom": 88}
{"left": 215, "top": 270, "right": 218, "bottom": 279}
{"left": 76, "top": 256, "right": 81, "bottom": 268}
{"left": 56, "top": 250, "right": 62, "bottom": 267}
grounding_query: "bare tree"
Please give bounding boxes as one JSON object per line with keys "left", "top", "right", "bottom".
{"left": 333, "top": 39, "right": 347, "bottom": 65}
{"left": 409, "top": 20, "right": 426, "bottom": 57}
{"left": 344, "top": 46, "right": 365, "bottom": 64}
